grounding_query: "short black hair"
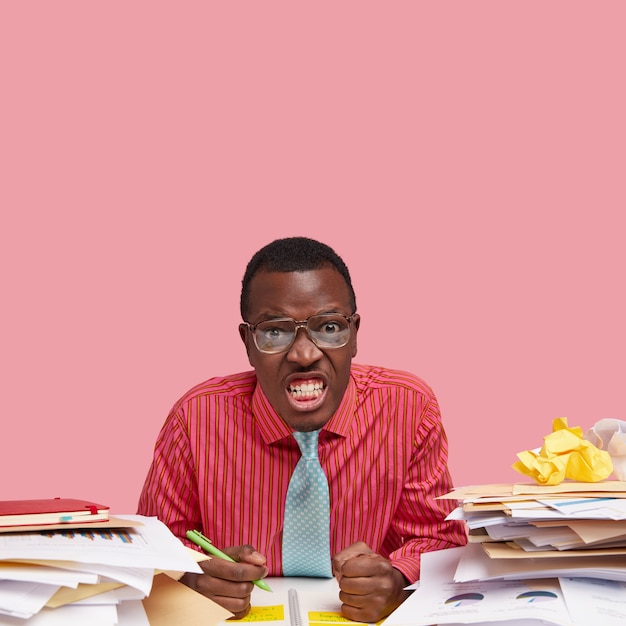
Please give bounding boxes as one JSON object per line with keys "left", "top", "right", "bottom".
{"left": 240, "top": 237, "right": 356, "bottom": 319}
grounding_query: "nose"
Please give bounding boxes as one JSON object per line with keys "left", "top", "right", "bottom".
{"left": 286, "top": 326, "right": 323, "bottom": 366}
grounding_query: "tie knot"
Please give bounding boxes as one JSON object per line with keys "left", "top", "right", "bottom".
{"left": 293, "top": 430, "right": 320, "bottom": 459}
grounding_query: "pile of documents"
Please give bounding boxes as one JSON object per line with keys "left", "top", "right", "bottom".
{"left": 0, "top": 499, "right": 232, "bottom": 625}
{"left": 384, "top": 481, "right": 626, "bottom": 625}
{"left": 443, "top": 480, "right": 626, "bottom": 582}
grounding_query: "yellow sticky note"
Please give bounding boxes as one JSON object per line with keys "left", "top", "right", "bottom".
{"left": 229, "top": 605, "right": 285, "bottom": 622}
{"left": 309, "top": 611, "right": 357, "bottom": 623}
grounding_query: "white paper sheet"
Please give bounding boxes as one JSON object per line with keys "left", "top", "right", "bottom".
{"left": 382, "top": 548, "right": 573, "bottom": 626}
{"left": 71, "top": 563, "right": 154, "bottom": 595}
{"left": 0, "top": 562, "right": 98, "bottom": 587}
{"left": 537, "top": 497, "right": 626, "bottom": 520}
{"left": 70, "top": 584, "right": 146, "bottom": 605}
{"left": 0, "top": 516, "right": 202, "bottom": 573}
{"left": 0, "top": 581, "right": 60, "bottom": 619}
{"left": 559, "top": 577, "right": 626, "bottom": 626}
{"left": 116, "top": 600, "right": 150, "bottom": 626}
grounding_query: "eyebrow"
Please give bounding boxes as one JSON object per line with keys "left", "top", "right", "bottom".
{"left": 253, "top": 310, "right": 344, "bottom": 323}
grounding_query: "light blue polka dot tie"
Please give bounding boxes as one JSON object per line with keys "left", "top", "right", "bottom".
{"left": 282, "top": 429, "right": 332, "bottom": 577}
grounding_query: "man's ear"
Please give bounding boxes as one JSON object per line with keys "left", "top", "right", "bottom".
{"left": 239, "top": 323, "right": 252, "bottom": 360}
{"left": 351, "top": 313, "right": 360, "bottom": 358}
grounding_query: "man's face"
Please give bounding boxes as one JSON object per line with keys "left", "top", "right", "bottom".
{"left": 239, "top": 266, "right": 359, "bottom": 432}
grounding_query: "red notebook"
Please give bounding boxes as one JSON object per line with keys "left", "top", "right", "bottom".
{"left": 0, "top": 498, "right": 109, "bottom": 528}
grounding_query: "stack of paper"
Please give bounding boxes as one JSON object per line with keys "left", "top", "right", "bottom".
{"left": 379, "top": 481, "right": 626, "bottom": 624}
{"left": 443, "top": 481, "right": 626, "bottom": 563}
{"left": 440, "top": 481, "right": 626, "bottom": 585}
{"left": 0, "top": 512, "right": 231, "bottom": 625}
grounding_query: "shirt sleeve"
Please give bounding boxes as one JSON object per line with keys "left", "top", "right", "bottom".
{"left": 385, "top": 392, "right": 468, "bottom": 582}
{"left": 136, "top": 409, "right": 202, "bottom": 547}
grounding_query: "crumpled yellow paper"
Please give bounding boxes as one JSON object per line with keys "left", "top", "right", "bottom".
{"left": 512, "top": 417, "right": 613, "bottom": 485}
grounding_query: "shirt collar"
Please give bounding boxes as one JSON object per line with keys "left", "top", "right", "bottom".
{"left": 251, "top": 372, "right": 357, "bottom": 444}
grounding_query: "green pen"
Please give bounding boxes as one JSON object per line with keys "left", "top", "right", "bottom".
{"left": 186, "top": 529, "right": 272, "bottom": 592}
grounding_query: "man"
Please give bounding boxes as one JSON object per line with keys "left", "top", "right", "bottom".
{"left": 138, "top": 237, "right": 467, "bottom": 621}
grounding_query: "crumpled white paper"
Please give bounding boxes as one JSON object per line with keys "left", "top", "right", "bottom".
{"left": 584, "top": 418, "right": 626, "bottom": 480}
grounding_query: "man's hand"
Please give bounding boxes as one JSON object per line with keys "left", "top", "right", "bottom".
{"left": 332, "top": 542, "right": 410, "bottom": 623}
{"left": 180, "top": 545, "right": 269, "bottom": 619}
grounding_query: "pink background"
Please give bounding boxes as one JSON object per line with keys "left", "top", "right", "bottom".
{"left": 1, "top": 3, "right": 624, "bottom": 514}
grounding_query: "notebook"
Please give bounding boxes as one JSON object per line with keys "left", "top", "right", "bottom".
{"left": 0, "top": 498, "right": 109, "bottom": 528}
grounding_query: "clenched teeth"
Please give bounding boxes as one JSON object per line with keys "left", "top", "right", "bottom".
{"left": 288, "top": 381, "right": 324, "bottom": 399}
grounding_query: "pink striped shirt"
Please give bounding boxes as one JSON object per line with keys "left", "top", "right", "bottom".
{"left": 137, "top": 363, "right": 467, "bottom": 581}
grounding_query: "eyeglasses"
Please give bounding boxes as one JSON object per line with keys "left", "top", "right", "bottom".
{"left": 242, "top": 313, "right": 356, "bottom": 354}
